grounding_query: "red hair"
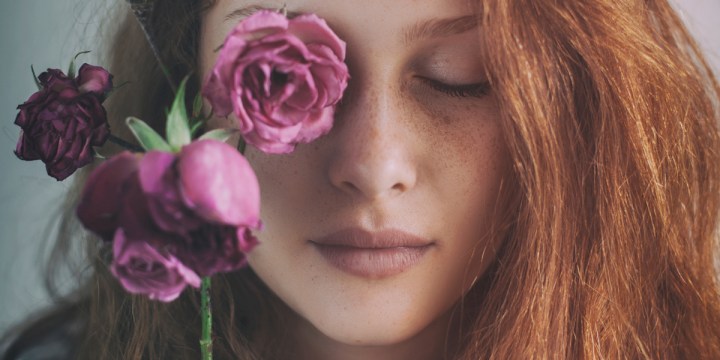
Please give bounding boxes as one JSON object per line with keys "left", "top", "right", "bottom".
{"left": 3, "top": 0, "right": 720, "bottom": 358}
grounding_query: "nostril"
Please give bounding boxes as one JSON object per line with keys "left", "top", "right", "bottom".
{"left": 342, "top": 181, "right": 361, "bottom": 193}
{"left": 391, "top": 183, "right": 406, "bottom": 192}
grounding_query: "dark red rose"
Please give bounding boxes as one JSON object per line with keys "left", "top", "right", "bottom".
{"left": 14, "top": 64, "right": 113, "bottom": 180}
{"left": 76, "top": 152, "right": 140, "bottom": 241}
{"left": 175, "top": 225, "right": 259, "bottom": 277}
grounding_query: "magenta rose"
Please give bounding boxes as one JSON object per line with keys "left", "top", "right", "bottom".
{"left": 14, "top": 64, "right": 113, "bottom": 180}
{"left": 111, "top": 228, "right": 201, "bottom": 302}
{"left": 203, "top": 10, "right": 349, "bottom": 154}
{"left": 139, "top": 139, "right": 261, "bottom": 232}
{"left": 77, "top": 140, "right": 261, "bottom": 300}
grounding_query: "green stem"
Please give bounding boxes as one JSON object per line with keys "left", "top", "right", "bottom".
{"left": 108, "top": 135, "right": 144, "bottom": 153}
{"left": 237, "top": 139, "right": 246, "bottom": 154}
{"left": 200, "top": 277, "right": 213, "bottom": 360}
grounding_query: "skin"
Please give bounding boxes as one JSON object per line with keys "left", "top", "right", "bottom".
{"left": 199, "top": 1, "right": 511, "bottom": 358}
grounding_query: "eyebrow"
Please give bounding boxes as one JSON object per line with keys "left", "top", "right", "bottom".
{"left": 403, "top": 15, "right": 479, "bottom": 45}
{"left": 224, "top": 5, "right": 300, "bottom": 22}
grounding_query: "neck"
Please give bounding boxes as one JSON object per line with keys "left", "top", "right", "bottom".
{"left": 282, "top": 306, "right": 462, "bottom": 360}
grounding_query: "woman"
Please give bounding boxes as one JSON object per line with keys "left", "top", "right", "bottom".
{"left": 3, "top": 0, "right": 720, "bottom": 358}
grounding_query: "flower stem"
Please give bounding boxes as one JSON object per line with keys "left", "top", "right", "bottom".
{"left": 108, "top": 135, "right": 144, "bottom": 153}
{"left": 237, "top": 139, "right": 246, "bottom": 154}
{"left": 200, "top": 277, "right": 213, "bottom": 360}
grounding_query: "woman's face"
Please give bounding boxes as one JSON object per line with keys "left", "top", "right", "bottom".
{"left": 200, "top": 0, "right": 509, "bottom": 353}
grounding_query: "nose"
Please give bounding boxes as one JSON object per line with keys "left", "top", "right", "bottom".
{"left": 326, "top": 80, "right": 418, "bottom": 201}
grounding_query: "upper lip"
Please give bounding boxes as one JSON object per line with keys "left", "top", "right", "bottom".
{"left": 310, "top": 227, "right": 434, "bottom": 249}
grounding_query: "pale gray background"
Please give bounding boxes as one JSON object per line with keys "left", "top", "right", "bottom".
{"left": 0, "top": 0, "right": 719, "bottom": 335}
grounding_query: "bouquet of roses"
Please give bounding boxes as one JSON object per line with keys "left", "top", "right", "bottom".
{"left": 12, "top": 7, "right": 348, "bottom": 359}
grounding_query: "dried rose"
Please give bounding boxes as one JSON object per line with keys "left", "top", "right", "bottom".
{"left": 203, "top": 10, "right": 349, "bottom": 154}
{"left": 14, "top": 64, "right": 112, "bottom": 180}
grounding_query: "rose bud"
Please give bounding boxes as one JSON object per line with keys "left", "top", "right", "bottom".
{"left": 203, "top": 10, "right": 349, "bottom": 154}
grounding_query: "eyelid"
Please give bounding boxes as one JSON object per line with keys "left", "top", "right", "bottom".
{"left": 417, "top": 76, "right": 491, "bottom": 98}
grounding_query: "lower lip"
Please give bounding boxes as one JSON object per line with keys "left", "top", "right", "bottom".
{"left": 312, "top": 244, "right": 431, "bottom": 278}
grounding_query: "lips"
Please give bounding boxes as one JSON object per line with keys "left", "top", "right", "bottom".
{"left": 309, "top": 228, "right": 434, "bottom": 278}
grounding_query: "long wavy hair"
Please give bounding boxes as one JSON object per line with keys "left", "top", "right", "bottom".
{"left": 3, "top": 0, "right": 720, "bottom": 358}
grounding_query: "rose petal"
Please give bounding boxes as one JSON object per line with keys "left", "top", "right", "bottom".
{"left": 295, "top": 107, "right": 336, "bottom": 143}
{"left": 288, "top": 13, "right": 346, "bottom": 60}
{"left": 77, "top": 63, "right": 113, "bottom": 96}
{"left": 76, "top": 151, "right": 140, "bottom": 240}
{"left": 243, "top": 129, "right": 297, "bottom": 154}
{"left": 177, "top": 140, "right": 260, "bottom": 227}
{"left": 232, "top": 10, "right": 289, "bottom": 39}
{"left": 139, "top": 151, "right": 176, "bottom": 194}
{"left": 111, "top": 229, "right": 201, "bottom": 302}
{"left": 176, "top": 225, "right": 256, "bottom": 277}
{"left": 138, "top": 151, "right": 204, "bottom": 234}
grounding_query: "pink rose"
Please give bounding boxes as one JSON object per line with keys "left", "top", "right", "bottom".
{"left": 139, "top": 140, "right": 261, "bottom": 233}
{"left": 76, "top": 140, "right": 262, "bottom": 299}
{"left": 78, "top": 141, "right": 260, "bottom": 241}
{"left": 203, "top": 10, "right": 349, "bottom": 154}
{"left": 111, "top": 229, "right": 201, "bottom": 302}
{"left": 14, "top": 64, "right": 112, "bottom": 180}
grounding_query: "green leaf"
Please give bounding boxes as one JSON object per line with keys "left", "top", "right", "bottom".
{"left": 67, "top": 50, "right": 91, "bottom": 78}
{"left": 166, "top": 77, "right": 192, "bottom": 151}
{"left": 198, "top": 128, "right": 238, "bottom": 143}
{"left": 190, "top": 121, "right": 204, "bottom": 136}
{"left": 106, "top": 81, "right": 130, "bottom": 99}
{"left": 30, "top": 65, "right": 41, "bottom": 90}
{"left": 126, "top": 117, "right": 172, "bottom": 152}
{"left": 192, "top": 92, "right": 204, "bottom": 118}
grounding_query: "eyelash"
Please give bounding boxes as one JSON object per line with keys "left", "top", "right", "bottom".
{"left": 419, "top": 77, "right": 491, "bottom": 98}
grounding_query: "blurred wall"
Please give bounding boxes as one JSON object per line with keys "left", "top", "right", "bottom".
{"left": 0, "top": 0, "right": 718, "bottom": 335}
{"left": 0, "top": 0, "right": 107, "bottom": 334}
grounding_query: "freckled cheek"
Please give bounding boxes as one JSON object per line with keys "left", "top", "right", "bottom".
{"left": 244, "top": 148, "right": 321, "bottom": 217}
{"left": 447, "top": 122, "right": 509, "bottom": 280}
{"left": 424, "top": 101, "right": 510, "bottom": 224}
{"left": 418, "top": 101, "right": 508, "bottom": 178}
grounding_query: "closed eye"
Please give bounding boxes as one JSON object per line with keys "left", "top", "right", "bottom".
{"left": 418, "top": 77, "right": 491, "bottom": 98}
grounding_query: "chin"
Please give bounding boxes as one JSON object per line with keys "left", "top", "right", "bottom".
{"left": 316, "top": 314, "right": 424, "bottom": 345}
{"left": 287, "top": 283, "right": 456, "bottom": 348}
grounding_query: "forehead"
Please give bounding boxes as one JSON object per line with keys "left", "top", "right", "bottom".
{"left": 202, "top": 0, "right": 478, "bottom": 49}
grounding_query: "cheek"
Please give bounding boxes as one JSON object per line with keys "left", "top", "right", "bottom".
{"left": 424, "top": 100, "right": 510, "bottom": 286}
{"left": 243, "top": 146, "right": 327, "bottom": 235}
